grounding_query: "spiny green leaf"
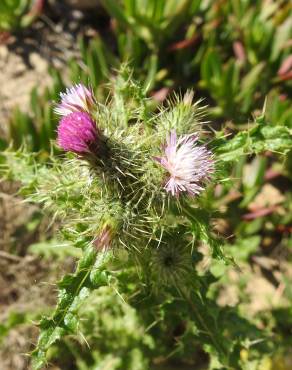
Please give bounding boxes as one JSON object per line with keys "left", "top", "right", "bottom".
{"left": 31, "top": 247, "right": 112, "bottom": 370}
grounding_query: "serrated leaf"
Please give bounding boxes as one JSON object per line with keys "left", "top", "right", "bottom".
{"left": 31, "top": 247, "right": 112, "bottom": 369}
{"left": 252, "top": 125, "right": 292, "bottom": 153}
{"left": 214, "top": 132, "right": 249, "bottom": 162}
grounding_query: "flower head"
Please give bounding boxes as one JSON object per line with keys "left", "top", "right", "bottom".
{"left": 154, "top": 130, "right": 214, "bottom": 196}
{"left": 57, "top": 111, "right": 100, "bottom": 154}
{"left": 151, "top": 241, "right": 193, "bottom": 287}
{"left": 54, "top": 83, "right": 95, "bottom": 116}
{"left": 94, "top": 226, "right": 113, "bottom": 251}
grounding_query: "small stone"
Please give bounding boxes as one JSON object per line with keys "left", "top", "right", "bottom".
{"left": 29, "top": 52, "right": 48, "bottom": 73}
{"left": 0, "top": 45, "right": 9, "bottom": 60}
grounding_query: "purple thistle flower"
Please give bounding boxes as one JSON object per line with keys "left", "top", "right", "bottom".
{"left": 154, "top": 130, "right": 214, "bottom": 196}
{"left": 54, "top": 83, "right": 95, "bottom": 116}
{"left": 57, "top": 111, "right": 100, "bottom": 154}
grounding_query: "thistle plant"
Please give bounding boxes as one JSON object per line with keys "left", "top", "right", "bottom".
{"left": 2, "top": 69, "right": 292, "bottom": 369}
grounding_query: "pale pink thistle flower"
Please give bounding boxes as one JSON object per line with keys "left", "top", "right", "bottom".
{"left": 54, "top": 83, "right": 95, "bottom": 116}
{"left": 94, "top": 226, "right": 113, "bottom": 251}
{"left": 57, "top": 111, "right": 100, "bottom": 154}
{"left": 154, "top": 130, "right": 214, "bottom": 196}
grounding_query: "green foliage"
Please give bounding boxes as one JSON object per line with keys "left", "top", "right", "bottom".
{"left": 213, "top": 115, "right": 292, "bottom": 162}
{"left": 5, "top": 1, "right": 291, "bottom": 153}
{"left": 28, "top": 239, "right": 82, "bottom": 260}
{"left": 0, "top": 0, "right": 41, "bottom": 31}
{"left": 48, "top": 286, "right": 154, "bottom": 370}
{"left": 197, "top": 0, "right": 291, "bottom": 120}
{"left": 31, "top": 247, "right": 112, "bottom": 369}
{"left": 97, "top": 0, "right": 291, "bottom": 121}
{"left": 99, "top": 0, "right": 202, "bottom": 91}
{"left": 0, "top": 311, "right": 29, "bottom": 342}
{"left": 7, "top": 68, "right": 65, "bottom": 153}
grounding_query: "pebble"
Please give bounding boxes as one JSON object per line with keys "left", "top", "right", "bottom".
{"left": 0, "top": 45, "right": 9, "bottom": 61}
{"left": 29, "top": 52, "right": 48, "bottom": 72}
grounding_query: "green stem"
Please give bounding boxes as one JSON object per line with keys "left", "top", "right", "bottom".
{"left": 181, "top": 202, "right": 232, "bottom": 263}
{"left": 179, "top": 203, "right": 232, "bottom": 366}
{"left": 177, "top": 285, "right": 228, "bottom": 364}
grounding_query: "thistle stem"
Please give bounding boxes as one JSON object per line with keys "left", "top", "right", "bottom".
{"left": 179, "top": 202, "right": 230, "bottom": 365}
{"left": 177, "top": 285, "right": 229, "bottom": 366}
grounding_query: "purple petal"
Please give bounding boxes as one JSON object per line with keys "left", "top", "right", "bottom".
{"left": 57, "top": 111, "right": 99, "bottom": 154}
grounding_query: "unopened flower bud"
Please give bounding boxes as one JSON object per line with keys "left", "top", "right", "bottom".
{"left": 94, "top": 226, "right": 113, "bottom": 250}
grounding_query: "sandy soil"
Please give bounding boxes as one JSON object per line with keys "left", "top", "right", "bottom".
{"left": 0, "top": 5, "right": 86, "bottom": 137}
{"left": 0, "top": 44, "right": 49, "bottom": 133}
